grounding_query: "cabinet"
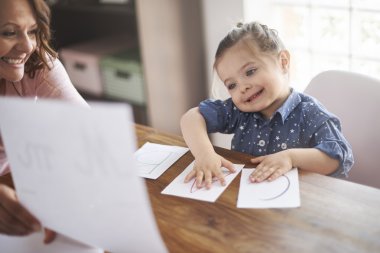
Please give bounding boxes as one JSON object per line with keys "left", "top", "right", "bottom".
{"left": 50, "top": 0, "right": 207, "bottom": 134}
{"left": 49, "top": 0, "right": 148, "bottom": 124}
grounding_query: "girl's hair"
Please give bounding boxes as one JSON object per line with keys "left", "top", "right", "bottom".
{"left": 214, "top": 21, "right": 285, "bottom": 66}
{"left": 26, "top": 0, "right": 58, "bottom": 78}
{"left": 211, "top": 21, "right": 286, "bottom": 99}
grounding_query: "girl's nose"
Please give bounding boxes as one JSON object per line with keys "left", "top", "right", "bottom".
{"left": 16, "top": 33, "right": 35, "bottom": 54}
{"left": 240, "top": 82, "right": 251, "bottom": 93}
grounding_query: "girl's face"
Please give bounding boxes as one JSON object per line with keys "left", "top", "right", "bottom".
{"left": 0, "top": 0, "right": 37, "bottom": 82}
{"left": 216, "top": 40, "right": 291, "bottom": 119}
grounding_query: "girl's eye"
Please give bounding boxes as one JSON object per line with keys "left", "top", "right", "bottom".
{"left": 227, "top": 83, "right": 237, "bottom": 90}
{"left": 246, "top": 68, "right": 256, "bottom": 76}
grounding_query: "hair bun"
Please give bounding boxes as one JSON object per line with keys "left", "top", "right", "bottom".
{"left": 236, "top": 22, "right": 244, "bottom": 28}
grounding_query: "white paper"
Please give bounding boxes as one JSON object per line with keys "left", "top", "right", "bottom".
{"left": 0, "top": 97, "right": 167, "bottom": 253}
{"left": 0, "top": 231, "right": 102, "bottom": 253}
{"left": 162, "top": 161, "right": 244, "bottom": 202}
{"left": 135, "top": 142, "right": 188, "bottom": 179}
{"left": 237, "top": 168, "right": 300, "bottom": 208}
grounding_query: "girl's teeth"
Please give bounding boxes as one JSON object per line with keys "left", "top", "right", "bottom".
{"left": 2, "top": 57, "right": 24, "bottom": 64}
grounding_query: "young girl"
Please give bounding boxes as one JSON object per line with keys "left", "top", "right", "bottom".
{"left": 180, "top": 21, "right": 354, "bottom": 189}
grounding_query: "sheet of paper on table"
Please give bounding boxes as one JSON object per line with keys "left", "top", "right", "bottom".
{"left": 0, "top": 231, "right": 102, "bottom": 253}
{"left": 162, "top": 161, "right": 244, "bottom": 202}
{"left": 237, "top": 168, "right": 300, "bottom": 208}
{"left": 135, "top": 142, "right": 188, "bottom": 179}
{"left": 0, "top": 97, "right": 167, "bottom": 253}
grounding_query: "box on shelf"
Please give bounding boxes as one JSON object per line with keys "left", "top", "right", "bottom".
{"left": 100, "top": 49, "right": 145, "bottom": 105}
{"left": 59, "top": 36, "right": 135, "bottom": 96}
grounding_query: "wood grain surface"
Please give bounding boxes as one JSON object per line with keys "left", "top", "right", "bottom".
{"left": 135, "top": 125, "right": 380, "bottom": 253}
{"left": 1, "top": 124, "right": 379, "bottom": 253}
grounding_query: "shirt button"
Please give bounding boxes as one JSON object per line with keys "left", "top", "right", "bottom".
{"left": 281, "top": 143, "right": 287, "bottom": 149}
{"left": 258, "top": 140, "right": 265, "bottom": 147}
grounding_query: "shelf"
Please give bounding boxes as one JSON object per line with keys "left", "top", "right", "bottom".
{"left": 51, "top": 2, "right": 135, "bottom": 16}
{"left": 50, "top": 1, "right": 137, "bottom": 50}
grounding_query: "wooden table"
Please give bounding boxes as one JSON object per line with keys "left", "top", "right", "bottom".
{"left": 1, "top": 124, "right": 380, "bottom": 253}
{"left": 135, "top": 124, "right": 380, "bottom": 253}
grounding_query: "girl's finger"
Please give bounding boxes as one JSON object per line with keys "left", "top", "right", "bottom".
{"left": 250, "top": 156, "right": 264, "bottom": 164}
{"left": 204, "top": 170, "right": 213, "bottom": 189}
{"left": 250, "top": 162, "right": 269, "bottom": 182}
{"left": 214, "top": 170, "right": 226, "bottom": 186}
{"left": 268, "top": 167, "right": 290, "bottom": 181}
{"left": 184, "top": 169, "right": 196, "bottom": 183}
{"left": 221, "top": 158, "right": 235, "bottom": 173}
{"left": 196, "top": 170, "right": 204, "bottom": 188}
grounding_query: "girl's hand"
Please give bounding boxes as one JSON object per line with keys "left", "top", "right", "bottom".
{"left": 249, "top": 150, "right": 293, "bottom": 182}
{"left": 184, "top": 152, "right": 235, "bottom": 189}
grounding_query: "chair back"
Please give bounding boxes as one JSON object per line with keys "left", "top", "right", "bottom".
{"left": 304, "top": 70, "right": 380, "bottom": 189}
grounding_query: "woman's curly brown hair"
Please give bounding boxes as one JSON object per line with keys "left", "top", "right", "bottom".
{"left": 26, "top": 0, "right": 57, "bottom": 78}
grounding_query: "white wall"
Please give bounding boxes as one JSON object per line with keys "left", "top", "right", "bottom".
{"left": 136, "top": 0, "right": 245, "bottom": 145}
{"left": 136, "top": 0, "right": 206, "bottom": 134}
{"left": 201, "top": 0, "right": 244, "bottom": 148}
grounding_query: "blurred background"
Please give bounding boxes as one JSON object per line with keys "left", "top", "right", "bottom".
{"left": 48, "top": 0, "right": 380, "bottom": 147}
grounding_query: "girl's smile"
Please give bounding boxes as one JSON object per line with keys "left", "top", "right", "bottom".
{"left": 244, "top": 89, "right": 264, "bottom": 103}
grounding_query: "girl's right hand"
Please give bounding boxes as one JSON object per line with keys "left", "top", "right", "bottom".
{"left": 184, "top": 152, "right": 235, "bottom": 189}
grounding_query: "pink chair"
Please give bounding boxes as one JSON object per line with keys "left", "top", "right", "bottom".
{"left": 305, "top": 70, "right": 380, "bottom": 189}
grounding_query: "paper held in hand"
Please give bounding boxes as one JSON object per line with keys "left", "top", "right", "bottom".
{"left": 0, "top": 97, "right": 167, "bottom": 253}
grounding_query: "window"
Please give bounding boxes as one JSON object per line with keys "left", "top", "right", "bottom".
{"left": 244, "top": 0, "right": 380, "bottom": 91}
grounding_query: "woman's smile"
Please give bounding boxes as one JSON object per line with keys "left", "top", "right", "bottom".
{"left": 0, "top": 56, "right": 27, "bottom": 70}
{"left": 1, "top": 56, "right": 25, "bottom": 65}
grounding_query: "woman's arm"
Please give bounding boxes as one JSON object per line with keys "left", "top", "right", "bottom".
{"left": 35, "top": 58, "right": 88, "bottom": 106}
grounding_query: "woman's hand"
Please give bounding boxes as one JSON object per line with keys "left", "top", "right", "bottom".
{"left": 0, "top": 184, "right": 41, "bottom": 236}
{"left": 184, "top": 152, "right": 235, "bottom": 189}
{"left": 0, "top": 184, "right": 57, "bottom": 244}
{"left": 250, "top": 150, "right": 293, "bottom": 182}
{"left": 44, "top": 228, "right": 57, "bottom": 244}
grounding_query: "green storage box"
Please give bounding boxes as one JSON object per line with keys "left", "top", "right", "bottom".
{"left": 100, "top": 49, "right": 145, "bottom": 105}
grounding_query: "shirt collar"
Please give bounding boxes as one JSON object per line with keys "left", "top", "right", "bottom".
{"left": 274, "top": 88, "right": 302, "bottom": 124}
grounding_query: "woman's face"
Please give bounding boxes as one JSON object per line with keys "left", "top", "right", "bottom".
{"left": 0, "top": 0, "right": 37, "bottom": 82}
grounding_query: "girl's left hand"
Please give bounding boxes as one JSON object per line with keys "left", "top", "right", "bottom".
{"left": 249, "top": 150, "right": 293, "bottom": 182}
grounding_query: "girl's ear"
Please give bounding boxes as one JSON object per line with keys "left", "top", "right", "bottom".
{"left": 279, "top": 50, "right": 290, "bottom": 73}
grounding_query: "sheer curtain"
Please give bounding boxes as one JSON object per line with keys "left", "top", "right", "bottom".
{"left": 244, "top": 0, "right": 380, "bottom": 91}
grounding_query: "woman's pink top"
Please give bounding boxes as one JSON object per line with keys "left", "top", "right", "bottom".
{"left": 0, "top": 58, "right": 88, "bottom": 176}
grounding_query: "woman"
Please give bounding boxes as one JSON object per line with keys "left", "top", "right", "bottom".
{"left": 0, "top": 0, "right": 87, "bottom": 242}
